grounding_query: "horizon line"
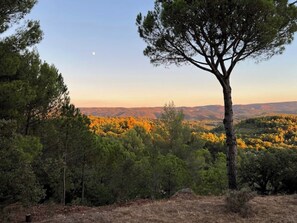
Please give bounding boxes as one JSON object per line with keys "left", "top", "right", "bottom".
{"left": 77, "top": 100, "right": 297, "bottom": 109}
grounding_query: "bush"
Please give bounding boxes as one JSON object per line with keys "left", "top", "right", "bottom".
{"left": 225, "top": 188, "right": 255, "bottom": 217}
{"left": 194, "top": 152, "right": 228, "bottom": 195}
{"left": 239, "top": 149, "right": 297, "bottom": 194}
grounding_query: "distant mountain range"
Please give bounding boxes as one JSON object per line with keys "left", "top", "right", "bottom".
{"left": 79, "top": 101, "right": 297, "bottom": 121}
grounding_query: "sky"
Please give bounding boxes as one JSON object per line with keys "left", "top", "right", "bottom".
{"left": 27, "top": 0, "right": 297, "bottom": 107}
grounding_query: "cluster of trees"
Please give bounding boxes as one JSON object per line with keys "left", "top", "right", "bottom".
{"left": 78, "top": 103, "right": 230, "bottom": 204}
{"left": 0, "top": 1, "right": 230, "bottom": 205}
{"left": 212, "top": 115, "right": 297, "bottom": 150}
{"left": 88, "top": 116, "right": 153, "bottom": 136}
{"left": 88, "top": 112, "right": 297, "bottom": 201}
{"left": 0, "top": 0, "right": 95, "bottom": 207}
{"left": 1, "top": 0, "right": 297, "bottom": 210}
{"left": 240, "top": 148, "right": 297, "bottom": 194}
{"left": 236, "top": 116, "right": 297, "bottom": 149}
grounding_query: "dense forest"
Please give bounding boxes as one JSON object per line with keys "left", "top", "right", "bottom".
{"left": 2, "top": 91, "right": 297, "bottom": 207}
{"left": 1, "top": 1, "right": 297, "bottom": 217}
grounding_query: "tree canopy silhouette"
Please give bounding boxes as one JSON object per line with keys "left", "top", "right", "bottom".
{"left": 0, "top": 0, "right": 42, "bottom": 51}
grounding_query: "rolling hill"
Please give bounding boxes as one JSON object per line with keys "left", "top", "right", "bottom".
{"left": 79, "top": 101, "right": 297, "bottom": 121}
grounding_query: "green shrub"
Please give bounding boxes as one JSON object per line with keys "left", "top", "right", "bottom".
{"left": 225, "top": 188, "right": 255, "bottom": 217}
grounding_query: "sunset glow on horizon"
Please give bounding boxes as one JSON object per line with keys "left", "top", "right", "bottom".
{"left": 28, "top": 0, "right": 297, "bottom": 108}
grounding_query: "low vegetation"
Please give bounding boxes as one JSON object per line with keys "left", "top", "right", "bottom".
{"left": 225, "top": 188, "right": 255, "bottom": 217}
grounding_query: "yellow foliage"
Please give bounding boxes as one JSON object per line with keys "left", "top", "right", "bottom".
{"left": 88, "top": 116, "right": 154, "bottom": 136}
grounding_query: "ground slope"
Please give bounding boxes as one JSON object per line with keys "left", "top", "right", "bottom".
{"left": 5, "top": 195, "right": 297, "bottom": 223}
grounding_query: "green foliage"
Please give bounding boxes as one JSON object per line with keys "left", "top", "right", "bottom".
{"left": 156, "top": 154, "right": 190, "bottom": 197}
{"left": 192, "top": 151, "right": 228, "bottom": 195}
{"left": 123, "top": 129, "right": 145, "bottom": 155}
{"left": 0, "top": 0, "right": 42, "bottom": 58}
{"left": 1, "top": 2, "right": 297, "bottom": 206}
{"left": 137, "top": 0, "right": 297, "bottom": 191}
{"left": 0, "top": 50, "right": 68, "bottom": 133}
{"left": 20, "top": 52, "right": 68, "bottom": 129}
{"left": 0, "top": 1, "right": 46, "bottom": 206}
{"left": 14, "top": 134, "right": 42, "bottom": 163}
{"left": 0, "top": 120, "right": 44, "bottom": 206}
{"left": 137, "top": 0, "right": 297, "bottom": 67}
{"left": 225, "top": 188, "right": 255, "bottom": 217}
{"left": 35, "top": 104, "right": 96, "bottom": 204}
{"left": 0, "top": 0, "right": 42, "bottom": 50}
{"left": 155, "top": 102, "right": 191, "bottom": 159}
{"left": 239, "top": 149, "right": 297, "bottom": 194}
{"left": 0, "top": 0, "right": 37, "bottom": 32}
{"left": 0, "top": 80, "right": 34, "bottom": 120}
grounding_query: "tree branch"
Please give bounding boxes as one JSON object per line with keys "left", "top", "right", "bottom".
{"left": 165, "top": 38, "right": 214, "bottom": 73}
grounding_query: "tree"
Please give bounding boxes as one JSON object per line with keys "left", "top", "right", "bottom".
{"left": 0, "top": 0, "right": 43, "bottom": 122}
{"left": 156, "top": 154, "right": 190, "bottom": 197}
{"left": 0, "top": 120, "right": 44, "bottom": 206}
{"left": 34, "top": 103, "right": 96, "bottom": 205}
{"left": 20, "top": 52, "right": 68, "bottom": 135}
{"left": 0, "top": 50, "right": 68, "bottom": 135}
{"left": 156, "top": 102, "right": 191, "bottom": 158}
{"left": 0, "top": 0, "right": 42, "bottom": 51}
{"left": 239, "top": 149, "right": 297, "bottom": 194}
{"left": 136, "top": 0, "right": 297, "bottom": 189}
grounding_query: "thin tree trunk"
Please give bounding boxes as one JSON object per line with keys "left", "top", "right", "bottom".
{"left": 222, "top": 80, "right": 237, "bottom": 190}
{"left": 81, "top": 153, "right": 86, "bottom": 204}
{"left": 63, "top": 160, "right": 66, "bottom": 205}
{"left": 24, "top": 110, "right": 32, "bottom": 135}
{"left": 62, "top": 125, "right": 69, "bottom": 205}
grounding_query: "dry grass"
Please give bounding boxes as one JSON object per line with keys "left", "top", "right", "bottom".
{"left": 3, "top": 194, "right": 297, "bottom": 223}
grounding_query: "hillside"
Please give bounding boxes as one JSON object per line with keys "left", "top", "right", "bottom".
{"left": 79, "top": 101, "right": 297, "bottom": 121}
{"left": 6, "top": 195, "right": 297, "bottom": 223}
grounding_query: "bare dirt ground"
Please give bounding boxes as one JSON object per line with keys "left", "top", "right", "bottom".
{"left": 2, "top": 194, "right": 297, "bottom": 223}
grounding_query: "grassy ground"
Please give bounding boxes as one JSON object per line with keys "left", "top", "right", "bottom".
{"left": 3, "top": 194, "right": 297, "bottom": 223}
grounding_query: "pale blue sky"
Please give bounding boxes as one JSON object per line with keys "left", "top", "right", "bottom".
{"left": 28, "top": 0, "right": 297, "bottom": 107}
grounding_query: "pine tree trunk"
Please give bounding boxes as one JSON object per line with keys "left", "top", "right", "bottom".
{"left": 24, "top": 110, "right": 32, "bottom": 135}
{"left": 81, "top": 153, "right": 85, "bottom": 204}
{"left": 62, "top": 125, "right": 69, "bottom": 205}
{"left": 63, "top": 162, "right": 66, "bottom": 205}
{"left": 222, "top": 81, "right": 237, "bottom": 190}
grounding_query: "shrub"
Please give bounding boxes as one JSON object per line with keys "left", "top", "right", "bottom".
{"left": 225, "top": 188, "right": 255, "bottom": 217}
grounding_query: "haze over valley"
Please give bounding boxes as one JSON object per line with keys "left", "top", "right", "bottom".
{"left": 80, "top": 101, "right": 297, "bottom": 121}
